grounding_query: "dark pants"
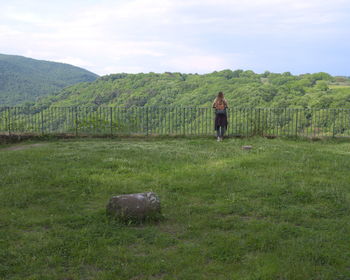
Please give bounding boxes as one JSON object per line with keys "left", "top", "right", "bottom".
{"left": 216, "top": 126, "right": 226, "bottom": 137}
{"left": 215, "top": 113, "right": 227, "bottom": 138}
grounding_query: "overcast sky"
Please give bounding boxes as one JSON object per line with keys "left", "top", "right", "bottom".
{"left": 1, "top": 0, "right": 349, "bottom": 76}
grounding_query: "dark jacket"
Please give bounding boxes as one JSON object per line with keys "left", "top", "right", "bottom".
{"left": 213, "top": 98, "right": 228, "bottom": 130}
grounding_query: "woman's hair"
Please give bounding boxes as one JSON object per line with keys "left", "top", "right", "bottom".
{"left": 217, "top": 92, "right": 224, "bottom": 99}
{"left": 213, "top": 91, "right": 227, "bottom": 109}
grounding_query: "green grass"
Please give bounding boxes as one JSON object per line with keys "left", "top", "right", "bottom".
{"left": 1, "top": 137, "right": 350, "bottom": 279}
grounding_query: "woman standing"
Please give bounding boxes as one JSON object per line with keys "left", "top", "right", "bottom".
{"left": 212, "top": 92, "right": 228, "bottom": 141}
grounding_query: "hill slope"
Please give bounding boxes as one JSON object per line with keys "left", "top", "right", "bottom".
{"left": 0, "top": 53, "right": 99, "bottom": 106}
{"left": 37, "top": 70, "right": 350, "bottom": 109}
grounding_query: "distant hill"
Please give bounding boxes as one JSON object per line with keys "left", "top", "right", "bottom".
{"left": 0, "top": 53, "right": 99, "bottom": 106}
{"left": 36, "top": 70, "right": 350, "bottom": 109}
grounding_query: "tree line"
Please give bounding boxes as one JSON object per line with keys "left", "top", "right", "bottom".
{"left": 33, "top": 70, "right": 350, "bottom": 109}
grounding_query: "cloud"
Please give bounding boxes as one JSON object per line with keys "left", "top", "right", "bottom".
{"left": 0, "top": 0, "right": 349, "bottom": 75}
{"left": 0, "top": 25, "right": 22, "bottom": 36}
{"left": 54, "top": 57, "right": 94, "bottom": 68}
{"left": 164, "top": 53, "right": 246, "bottom": 73}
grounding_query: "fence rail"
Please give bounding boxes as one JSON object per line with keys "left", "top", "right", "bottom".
{"left": 1, "top": 106, "right": 350, "bottom": 137}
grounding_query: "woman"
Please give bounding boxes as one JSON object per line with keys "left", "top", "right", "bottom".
{"left": 212, "top": 92, "right": 228, "bottom": 141}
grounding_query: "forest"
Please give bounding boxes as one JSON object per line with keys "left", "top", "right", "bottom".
{"left": 0, "top": 53, "right": 98, "bottom": 106}
{"left": 34, "top": 70, "right": 350, "bottom": 109}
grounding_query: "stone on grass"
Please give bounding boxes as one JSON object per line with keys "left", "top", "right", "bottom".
{"left": 106, "top": 192, "right": 161, "bottom": 222}
{"left": 242, "top": 145, "right": 253, "bottom": 150}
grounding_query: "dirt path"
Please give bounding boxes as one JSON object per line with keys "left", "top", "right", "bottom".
{"left": 0, "top": 143, "right": 47, "bottom": 151}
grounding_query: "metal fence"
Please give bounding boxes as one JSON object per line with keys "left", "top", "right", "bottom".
{"left": 1, "top": 106, "right": 350, "bottom": 137}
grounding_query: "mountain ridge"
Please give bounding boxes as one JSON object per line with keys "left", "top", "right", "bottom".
{"left": 0, "top": 53, "right": 99, "bottom": 105}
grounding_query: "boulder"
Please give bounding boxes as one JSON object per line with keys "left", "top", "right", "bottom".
{"left": 106, "top": 192, "right": 161, "bottom": 221}
{"left": 241, "top": 145, "right": 253, "bottom": 150}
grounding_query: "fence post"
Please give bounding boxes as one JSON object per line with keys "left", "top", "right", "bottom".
{"left": 183, "top": 107, "right": 186, "bottom": 135}
{"left": 41, "top": 109, "right": 44, "bottom": 135}
{"left": 110, "top": 107, "right": 113, "bottom": 136}
{"left": 146, "top": 107, "right": 149, "bottom": 136}
{"left": 1, "top": 108, "right": 5, "bottom": 134}
{"left": 75, "top": 107, "right": 78, "bottom": 137}
{"left": 258, "top": 108, "right": 261, "bottom": 136}
{"left": 295, "top": 109, "right": 298, "bottom": 137}
{"left": 7, "top": 107, "right": 11, "bottom": 136}
{"left": 332, "top": 109, "right": 336, "bottom": 138}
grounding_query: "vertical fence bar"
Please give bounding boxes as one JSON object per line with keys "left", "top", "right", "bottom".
{"left": 348, "top": 109, "right": 350, "bottom": 137}
{"left": 41, "top": 109, "right": 44, "bottom": 135}
{"left": 173, "top": 107, "right": 176, "bottom": 135}
{"left": 149, "top": 107, "right": 152, "bottom": 135}
{"left": 332, "top": 109, "right": 336, "bottom": 137}
{"left": 110, "top": 107, "right": 113, "bottom": 136}
{"left": 276, "top": 108, "right": 279, "bottom": 137}
{"left": 295, "top": 109, "right": 298, "bottom": 137}
{"left": 287, "top": 108, "right": 290, "bottom": 137}
{"left": 75, "top": 107, "right": 78, "bottom": 137}
{"left": 341, "top": 109, "right": 344, "bottom": 136}
{"left": 238, "top": 108, "right": 241, "bottom": 136}
{"left": 167, "top": 107, "right": 170, "bottom": 135}
{"left": 183, "top": 107, "right": 185, "bottom": 135}
{"left": 146, "top": 107, "right": 149, "bottom": 136}
{"left": 12, "top": 107, "right": 15, "bottom": 134}
{"left": 311, "top": 108, "right": 314, "bottom": 138}
{"left": 292, "top": 108, "right": 295, "bottom": 137}
{"left": 263, "top": 108, "right": 266, "bottom": 136}
{"left": 200, "top": 108, "right": 203, "bottom": 135}
{"left": 7, "top": 107, "right": 11, "bottom": 135}
{"left": 205, "top": 108, "right": 208, "bottom": 136}
{"left": 283, "top": 108, "right": 286, "bottom": 136}
{"left": 257, "top": 108, "right": 260, "bottom": 136}
{"left": 322, "top": 109, "right": 325, "bottom": 137}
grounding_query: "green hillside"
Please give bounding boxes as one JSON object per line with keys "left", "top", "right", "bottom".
{"left": 0, "top": 54, "right": 99, "bottom": 106}
{"left": 37, "top": 70, "right": 350, "bottom": 109}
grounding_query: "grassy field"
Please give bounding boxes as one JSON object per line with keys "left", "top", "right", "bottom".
{"left": 1, "top": 137, "right": 350, "bottom": 280}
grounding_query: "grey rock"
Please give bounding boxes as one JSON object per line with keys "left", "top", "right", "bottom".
{"left": 106, "top": 192, "right": 161, "bottom": 221}
{"left": 242, "top": 145, "right": 253, "bottom": 150}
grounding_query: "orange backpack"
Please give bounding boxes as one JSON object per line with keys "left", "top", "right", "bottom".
{"left": 215, "top": 100, "right": 225, "bottom": 110}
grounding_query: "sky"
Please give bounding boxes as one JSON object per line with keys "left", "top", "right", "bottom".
{"left": 0, "top": 0, "right": 349, "bottom": 76}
